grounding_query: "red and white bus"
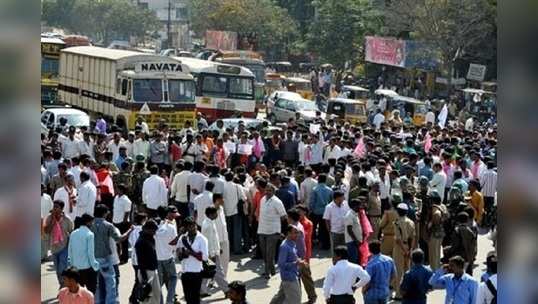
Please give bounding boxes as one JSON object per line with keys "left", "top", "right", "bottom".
{"left": 172, "top": 57, "right": 256, "bottom": 122}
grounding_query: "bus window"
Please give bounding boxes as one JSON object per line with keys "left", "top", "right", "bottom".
{"left": 133, "top": 79, "right": 162, "bottom": 102}
{"left": 168, "top": 79, "right": 195, "bottom": 102}
{"left": 121, "top": 79, "right": 128, "bottom": 95}
{"left": 229, "top": 77, "right": 253, "bottom": 98}
{"left": 202, "top": 75, "right": 227, "bottom": 97}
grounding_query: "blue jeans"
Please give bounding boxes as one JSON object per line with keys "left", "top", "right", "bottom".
{"left": 158, "top": 258, "right": 178, "bottom": 304}
{"left": 226, "top": 214, "right": 243, "bottom": 254}
{"left": 95, "top": 256, "right": 117, "bottom": 304}
{"left": 52, "top": 246, "right": 68, "bottom": 287}
{"left": 363, "top": 295, "right": 389, "bottom": 304}
{"left": 346, "top": 241, "right": 359, "bottom": 264}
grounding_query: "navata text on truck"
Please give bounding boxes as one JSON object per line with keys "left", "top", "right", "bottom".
{"left": 58, "top": 46, "right": 196, "bottom": 130}
{"left": 173, "top": 57, "right": 256, "bottom": 122}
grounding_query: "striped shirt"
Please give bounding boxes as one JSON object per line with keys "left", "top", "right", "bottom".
{"left": 480, "top": 169, "right": 497, "bottom": 198}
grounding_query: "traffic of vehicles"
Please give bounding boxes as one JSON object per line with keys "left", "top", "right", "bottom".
{"left": 266, "top": 91, "right": 327, "bottom": 126}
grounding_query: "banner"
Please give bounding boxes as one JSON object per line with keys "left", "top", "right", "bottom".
{"left": 365, "top": 36, "right": 406, "bottom": 67}
{"left": 205, "top": 30, "right": 238, "bottom": 50}
{"left": 466, "top": 63, "right": 487, "bottom": 81}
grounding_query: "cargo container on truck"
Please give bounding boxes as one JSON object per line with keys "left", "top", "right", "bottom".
{"left": 58, "top": 46, "right": 196, "bottom": 130}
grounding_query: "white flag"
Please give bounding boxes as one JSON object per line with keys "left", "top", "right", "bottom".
{"left": 437, "top": 104, "right": 448, "bottom": 129}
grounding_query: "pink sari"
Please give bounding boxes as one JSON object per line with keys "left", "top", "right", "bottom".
{"left": 358, "top": 209, "right": 374, "bottom": 267}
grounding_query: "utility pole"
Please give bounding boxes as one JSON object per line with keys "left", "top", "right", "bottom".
{"left": 167, "top": 0, "right": 171, "bottom": 49}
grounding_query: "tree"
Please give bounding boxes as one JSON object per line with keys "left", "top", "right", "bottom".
{"left": 306, "top": 0, "right": 378, "bottom": 70}
{"left": 42, "top": 0, "right": 160, "bottom": 45}
{"left": 385, "top": 0, "right": 495, "bottom": 91}
{"left": 190, "top": 0, "right": 298, "bottom": 57}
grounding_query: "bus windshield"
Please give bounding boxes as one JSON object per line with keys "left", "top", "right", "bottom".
{"left": 201, "top": 74, "right": 254, "bottom": 99}
{"left": 243, "top": 64, "right": 265, "bottom": 83}
{"left": 168, "top": 79, "right": 195, "bottom": 102}
{"left": 133, "top": 79, "right": 162, "bottom": 102}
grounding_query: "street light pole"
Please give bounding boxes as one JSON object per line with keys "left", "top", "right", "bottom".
{"left": 167, "top": 0, "right": 171, "bottom": 49}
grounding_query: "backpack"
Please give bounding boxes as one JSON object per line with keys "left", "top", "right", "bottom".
{"left": 485, "top": 278, "right": 497, "bottom": 304}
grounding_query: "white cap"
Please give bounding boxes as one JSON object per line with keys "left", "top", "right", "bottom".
{"left": 397, "top": 203, "right": 409, "bottom": 211}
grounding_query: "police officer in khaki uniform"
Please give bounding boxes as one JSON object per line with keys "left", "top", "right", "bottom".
{"left": 393, "top": 202, "right": 416, "bottom": 300}
{"left": 379, "top": 194, "right": 400, "bottom": 255}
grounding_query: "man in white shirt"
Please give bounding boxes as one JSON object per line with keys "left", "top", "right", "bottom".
{"left": 373, "top": 109, "right": 385, "bottom": 129}
{"left": 222, "top": 172, "right": 247, "bottom": 255}
{"left": 425, "top": 110, "right": 436, "bottom": 126}
{"left": 211, "top": 193, "right": 230, "bottom": 276}
{"left": 107, "top": 133, "right": 124, "bottom": 162}
{"left": 323, "top": 190, "right": 350, "bottom": 252}
{"left": 429, "top": 163, "right": 447, "bottom": 200}
{"left": 112, "top": 184, "right": 132, "bottom": 264}
{"left": 132, "top": 131, "right": 150, "bottom": 160}
{"left": 135, "top": 116, "right": 150, "bottom": 134}
{"left": 200, "top": 206, "right": 229, "bottom": 297}
{"left": 170, "top": 161, "right": 192, "bottom": 218}
{"left": 176, "top": 217, "right": 208, "bottom": 304}
{"left": 68, "top": 158, "right": 83, "bottom": 188}
{"left": 123, "top": 132, "right": 136, "bottom": 158}
{"left": 188, "top": 161, "right": 208, "bottom": 202}
{"left": 76, "top": 172, "right": 97, "bottom": 220}
{"left": 299, "top": 168, "right": 318, "bottom": 205}
{"left": 465, "top": 116, "right": 474, "bottom": 131}
{"left": 344, "top": 200, "right": 363, "bottom": 265}
{"left": 53, "top": 174, "right": 77, "bottom": 220}
{"left": 193, "top": 181, "right": 215, "bottom": 227}
{"left": 62, "top": 128, "right": 81, "bottom": 160}
{"left": 258, "top": 184, "right": 287, "bottom": 279}
{"left": 480, "top": 161, "right": 497, "bottom": 217}
{"left": 181, "top": 134, "right": 199, "bottom": 164}
{"left": 142, "top": 165, "right": 168, "bottom": 218}
{"left": 207, "top": 165, "right": 225, "bottom": 195}
{"left": 323, "top": 246, "right": 371, "bottom": 303}
{"left": 78, "top": 132, "right": 95, "bottom": 159}
{"left": 156, "top": 206, "right": 179, "bottom": 304}
{"left": 324, "top": 138, "right": 342, "bottom": 163}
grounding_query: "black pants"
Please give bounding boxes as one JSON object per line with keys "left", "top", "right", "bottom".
{"left": 114, "top": 222, "right": 130, "bottom": 264}
{"left": 175, "top": 202, "right": 190, "bottom": 220}
{"left": 145, "top": 207, "right": 159, "bottom": 219}
{"left": 129, "top": 265, "right": 140, "bottom": 304}
{"left": 181, "top": 272, "right": 202, "bottom": 304}
{"left": 328, "top": 294, "right": 355, "bottom": 304}
{"left": 484, "top": 196, "right": 495, "bottom": 212}
{"left": 79, "top": 267, "right": 97, "bottom": 294}
{"left": 311, "top": 213, "right": 330, "bottom": 250}
{"left": 100, "top": 193, "right": 114, "bottom": 210}
{"left": 381, "top": 198, "right": 390, "bottom": 214}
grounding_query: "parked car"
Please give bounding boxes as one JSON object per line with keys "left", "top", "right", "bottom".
{"left": 267, "top": 93, "right": 328, "bottom": 125}
{"left": 41, "top": 107, "right": 90, "bottom": 131}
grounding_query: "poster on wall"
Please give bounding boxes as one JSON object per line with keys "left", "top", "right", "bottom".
{"left": 365, "top": 36, "right": 406, "bottom": 67}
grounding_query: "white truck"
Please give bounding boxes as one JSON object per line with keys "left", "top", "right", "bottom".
{"left": 58, "top": 46, "right": 196, "bottom": 130}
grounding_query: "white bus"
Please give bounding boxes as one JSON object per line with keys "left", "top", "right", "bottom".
{"left": 58, "top": 46, "right": 196, "bottom": 130}
{"left": 171, "top": 57, "right": 256, "bottom": 122}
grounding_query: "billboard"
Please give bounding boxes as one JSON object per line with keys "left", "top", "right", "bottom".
{"left": 205, "top": 30, "right": 238, "bottom": 50}
{"left": 466, "top": 63, "right": 487, "bottom": 81}
{"left": 365, "top": 36, "right": 406, "bottom": 67}
{"left": 365, "top": 36, "right": 439, "bottom": 70}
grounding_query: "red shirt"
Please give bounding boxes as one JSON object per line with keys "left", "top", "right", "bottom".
{"left": 170, "top": 143, "right": 182, "bottom": 163}
{"left": 252, "top": 190, "right": 263, "bottom": 220}
{"left": 299, "top": 217, "right": 313, "bottom": 262}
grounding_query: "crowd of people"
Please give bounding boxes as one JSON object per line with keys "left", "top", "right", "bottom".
{"left": 41, "top": 96, "right": 497, "bottom": 304}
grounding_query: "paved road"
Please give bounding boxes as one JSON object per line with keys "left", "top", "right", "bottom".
{"left": 41, "top": 233, "right": 494, "bottom": 304}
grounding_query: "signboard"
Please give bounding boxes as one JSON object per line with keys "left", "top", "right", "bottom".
{"left": 205, "top": 30, "right": 238, "bottom": 51}
{"left": 135, "top": 62, "right": 183, "bottom": 73}
{"left": 403, "top": 40, "right": 439, "bottom": 70}
{"left": 365, "top": 36, "right": 405, "bottom": 67}
{"left": 466, "top": 64, "right": 487, "bottom": 81}
{"left": 139, "top": 103, "right": 151, "bottom": 115}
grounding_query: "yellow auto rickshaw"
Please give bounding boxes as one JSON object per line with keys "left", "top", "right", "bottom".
{"left": 326, "top": 98, "right": 368, "bottom": 124}
{"left": 283, "top": 77, "right": 314, "bottom": 100}
{"left": 387, "top": 95, "right": 428, "bottom": 126}
{"left": 340, "top": 85, "right": 370, "bottom": 102}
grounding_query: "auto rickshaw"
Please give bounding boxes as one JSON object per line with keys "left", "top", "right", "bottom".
{"left": 283, "top": 77, "right": 314, "bottom": 100}
{"left": 326, "top": 98, "right": 368, "bottom": 124}
{"left": 386, "top": 95, "right": 428, "bottom": 126}
{"left": 340, "top": 85, "right": 370, "bottom": 102}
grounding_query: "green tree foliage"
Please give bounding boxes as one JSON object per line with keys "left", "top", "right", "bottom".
{"left": 190, "top": 0, "right": 298, "bottom": 54}
{"left": 42, "top": 0, "right": 160, "bottom": 45}
{"left": 384, "top": 0, "right": 495, "bottom": 86}
{"left": 306, "top": 0, "right": 378, "bottom": 69}
{"left": 276, "top": 0, "right": 315, "bottom": 37}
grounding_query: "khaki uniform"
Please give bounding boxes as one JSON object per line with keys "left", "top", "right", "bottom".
{"left": 393, "top": 216, "right": 415, "bottom": 298}
{"left": 428, "top": 205, "right": 445, "bottom": 270}
{"left": 367, "top": 193, "right": 383, "bottom": 241}
{"left": 379, "top": 209, "right": 398, "bottom": 255}
{"left": 113, "top": 171, "right": 133, "bottom": 195}
{"left": 132, "top": 169, "right": 150, "bottom": 205}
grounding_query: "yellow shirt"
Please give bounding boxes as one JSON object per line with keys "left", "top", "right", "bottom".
{"left": 468, "top": 191, "right": 484, "bottom": 223}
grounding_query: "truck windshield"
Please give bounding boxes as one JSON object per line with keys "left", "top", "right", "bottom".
{"left": 168, "top": 79, "right": 195, "bottom": 102}
{"left": 133, "top": 79, "right": 162, "bottom": 102}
